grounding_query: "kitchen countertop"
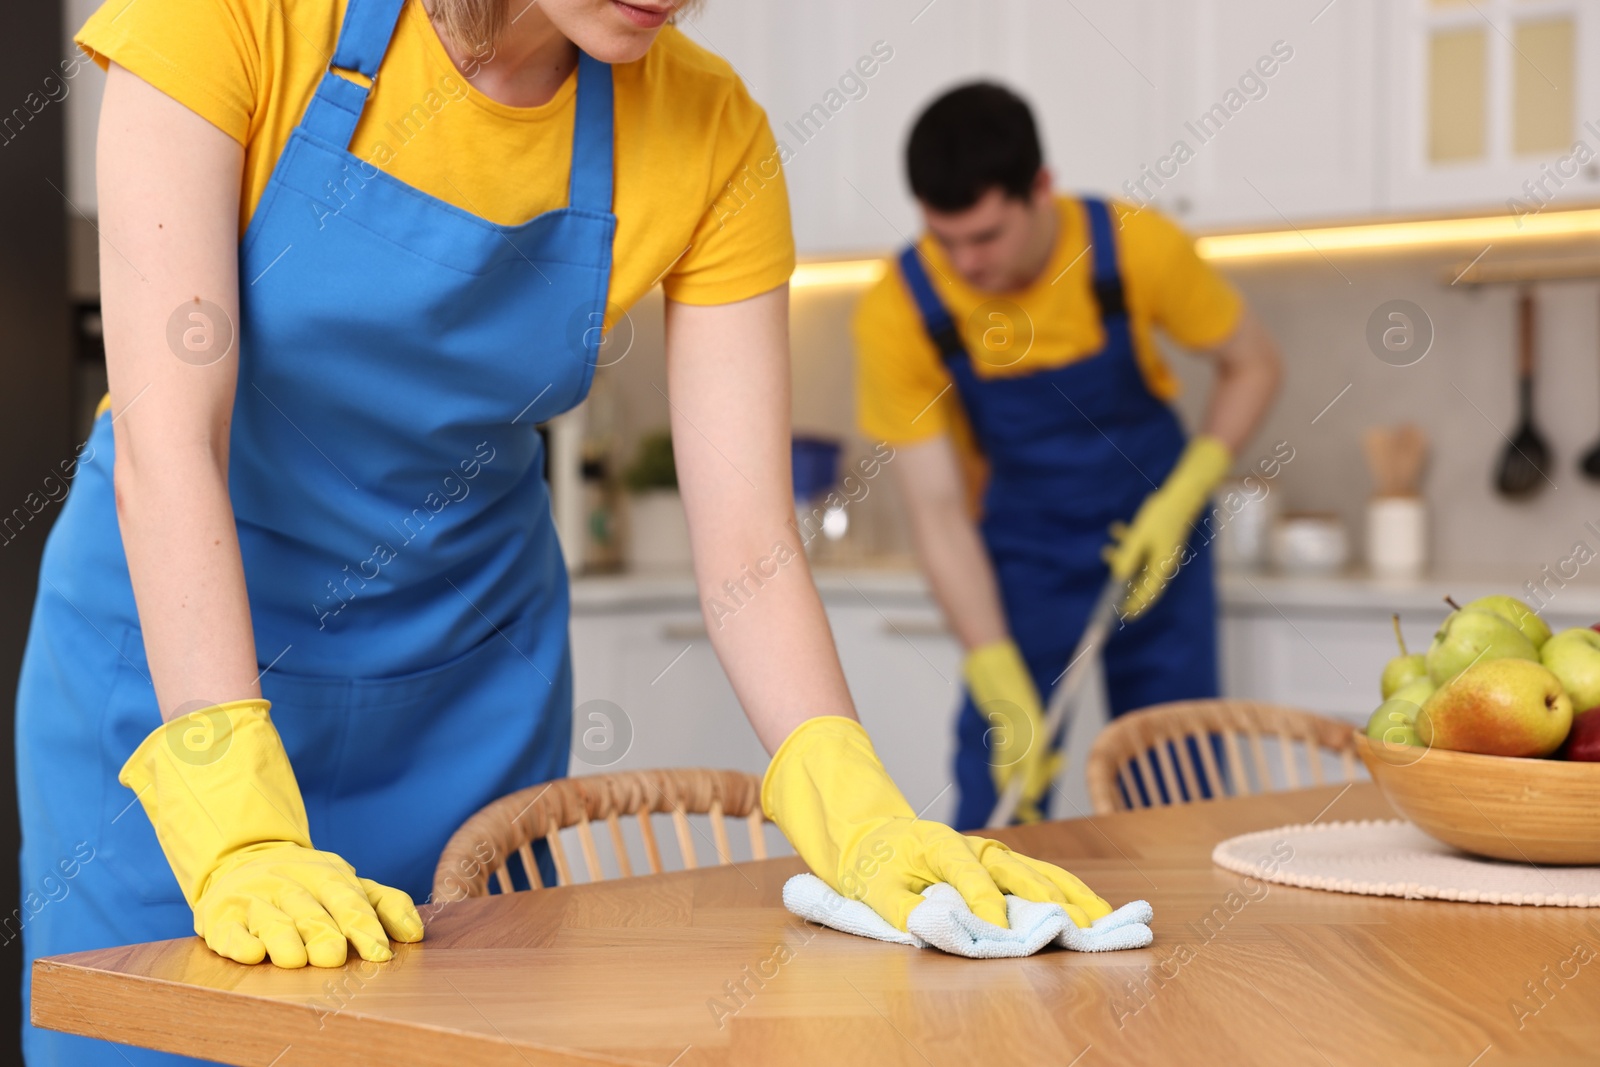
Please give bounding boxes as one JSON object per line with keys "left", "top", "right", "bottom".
{"left": 573, "top": 563, "right": 1600, "bottom": 619}
{"left": 32, "top": 784, "right": 1599, "bottom": 1065}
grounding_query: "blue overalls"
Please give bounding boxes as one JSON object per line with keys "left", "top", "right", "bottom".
{"left": 15, "top": 0, "right": 614, "bottom": 1059}
{"left": 898, "top": 197, "right": 1221, "bottom": 831}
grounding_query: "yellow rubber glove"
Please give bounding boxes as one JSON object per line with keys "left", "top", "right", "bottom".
{"left": 1104, "top": 434, "right": 1232, "bottom": 620}
{"left": 761, "top": 716, "right": 1112, "bottom": 932}
{"left": 963, "top": 639, "right": 1059, "bottom": 824}
{"left": 119, "top": 698, "right": 424, "bottom": 968}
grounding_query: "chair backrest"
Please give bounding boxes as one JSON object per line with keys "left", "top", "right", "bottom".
{"left": 1085, "top": 700, "right": 1361, "bottom": 815}
{"left": 432, "top": 768, "right": 770, "bottom": 902}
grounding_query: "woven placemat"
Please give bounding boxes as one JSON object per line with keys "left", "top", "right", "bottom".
{"left": 1211, "top": 820, "right": 1600, "bottom": 907}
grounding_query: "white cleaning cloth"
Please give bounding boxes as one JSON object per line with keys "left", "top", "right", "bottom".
{"left": 782, "top": 873, "right": 1154, "bottom": 958}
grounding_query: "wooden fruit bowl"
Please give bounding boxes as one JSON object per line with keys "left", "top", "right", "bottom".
{"left": 1355, "top": 734, "right": 1600, "bottom": 865}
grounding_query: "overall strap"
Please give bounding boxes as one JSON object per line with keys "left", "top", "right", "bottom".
{"left": 1082, "top": 197, "right": 1129, "bottom": 322}
{"left": 897, "top": 246, "right": 967, "bottom": 364}
{"left": 569, "top": 52, "right": 615, "bottom": 213}
{"left": 300, "top": 0, "right": 408, "bottom": 147}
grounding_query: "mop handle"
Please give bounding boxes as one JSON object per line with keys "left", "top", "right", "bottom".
{"left": 984, "top": 578, "right": 1122, "bottom": 829}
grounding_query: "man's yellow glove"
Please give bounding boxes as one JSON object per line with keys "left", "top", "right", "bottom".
{"left": 963, "top": 639, "right": 1059, "bottom": 824}
{"left": 761, "top": 716, "right": 1111, "bottom": 932}
{"left": 119, "top": 698, "right": 424, "bottom": 968}
{"left": 1104, "top": 434, "right": 1231, "bottom": 619}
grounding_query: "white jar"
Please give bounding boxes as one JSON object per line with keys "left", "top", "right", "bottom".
{"left": 1212, "top": 477, "right": 1278, "bottom": 570}
{"left": 1366, "top": 495, "right": 1427, "bottom": 578}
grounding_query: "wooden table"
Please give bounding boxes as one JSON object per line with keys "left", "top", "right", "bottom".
{"left": 33, "top": 784, "right": 1600, "bottom": 1065}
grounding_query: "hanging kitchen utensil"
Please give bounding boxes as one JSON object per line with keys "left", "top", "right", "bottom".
{"left": 1495, "top": 289, "right": 1551, "bottom": 499}
{"left": 1580, "top": 290, "right": 1600, "bottom": 481}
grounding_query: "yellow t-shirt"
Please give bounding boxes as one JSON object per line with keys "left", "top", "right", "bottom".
{"left": 854, "top": 196, "right": 1241, "bottom": 448}
{"left": 74, "top": 0, "right": 795, "bottom": 321}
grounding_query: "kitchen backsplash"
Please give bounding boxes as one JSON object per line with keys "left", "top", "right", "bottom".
{"left": 567, "top": 238, "right": 1600, "bottom": 583}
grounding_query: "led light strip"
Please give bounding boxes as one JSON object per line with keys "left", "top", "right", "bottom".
{"left": 1196, "top": 206, "right": 1600, "bottom": 261}
{"left": 788, "top": 205, "right": 1600, "bottom": 289}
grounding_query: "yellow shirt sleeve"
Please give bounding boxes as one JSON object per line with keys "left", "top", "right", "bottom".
{"left": 75, "top": 0, "right": 261, "bottom": 145}
{"left": 1119, "top": 204, "right": 1243, "bottom": 350}
{"left": 662, "top": 83, "right": 795, "bottom": 306}
{"left": 853, "top": 266, "right": 953, "bottom": 445}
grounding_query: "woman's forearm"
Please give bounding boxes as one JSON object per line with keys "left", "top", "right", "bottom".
{"left": 664, "top": 288, "right": 856, "bottom": 754}
{"left": 114, "top": 461, "right": 261, "bottom": 721}
{"left": 99, "top": 63, "right": 260, "bottom": 722}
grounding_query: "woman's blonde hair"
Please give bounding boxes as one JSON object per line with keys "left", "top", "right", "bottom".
{"left": 429, "top": 0, "right": 703, "bottom": 55}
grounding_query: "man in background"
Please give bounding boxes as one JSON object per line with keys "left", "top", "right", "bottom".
{"left": 855, "top": 82, "right": 1282, "bottom": 828}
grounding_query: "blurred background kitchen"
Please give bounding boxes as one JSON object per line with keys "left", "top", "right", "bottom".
{"left": 3, "top": 0, "right": 1600, "bottom": 1025}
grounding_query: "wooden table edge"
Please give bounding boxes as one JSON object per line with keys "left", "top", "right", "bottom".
{"left": 31, "top": 954, "right": 653, "bottom": 1067}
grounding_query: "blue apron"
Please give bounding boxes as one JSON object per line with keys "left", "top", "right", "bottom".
{"left": 16, "top": 0, "right": 614, "bottom": 1059}
{"left": 899, "top": 197, "right": 1221, "bottom": 831}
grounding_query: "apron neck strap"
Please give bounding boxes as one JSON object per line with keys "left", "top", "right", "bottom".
{"left": 569, "top": 52, "right": 615, "bottom": 213}
{"left": 897, "top": 246, "right": 967, "bottom": 364}
{"left": 300, "top": 0, "right": 407, "bottom": 148}
{"left": 1081, "top": 197, "right": 1128, "bottom": 321}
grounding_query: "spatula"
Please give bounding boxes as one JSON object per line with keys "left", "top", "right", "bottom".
{"left": 1496, "top": 289, "right": 1551, "bottom": 499}
{"left": 1580, "top": 290, "right": 1600, "bottom": 481}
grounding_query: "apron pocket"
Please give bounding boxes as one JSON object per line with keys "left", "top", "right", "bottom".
{"left": 257, "top": 607, "right": 571, "bottom": 900}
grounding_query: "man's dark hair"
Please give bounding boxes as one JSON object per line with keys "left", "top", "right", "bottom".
{"left": 906, "top": 82, "right": 1043, "bottom": 212}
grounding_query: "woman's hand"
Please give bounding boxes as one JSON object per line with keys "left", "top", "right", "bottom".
{"left": 762, "top": 716, "right": 1112, "bottom": 931}
{"left": 120, "top": 699, "right": 423, "bottom": 966}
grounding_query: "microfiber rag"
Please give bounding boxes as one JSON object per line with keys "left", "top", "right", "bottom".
{"left": 782, "top": 873, "right": 1154, "bottom": 958}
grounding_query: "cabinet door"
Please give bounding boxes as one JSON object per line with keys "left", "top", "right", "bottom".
{"left": 827, "top": 601, "right": 965, "bottom": 824}
{"left": 687, "top": 0, "right": 1167, "bottom": 255}
{"left": 1163, "top": 0, "right": 1379, "bottom": 229}
{"left": 568, "top": 610, "right": 767, "bottom": 776}
{"left": 1221, "top": 604, "right": 1600, "bottom": 723}
{"left": 1381, "top": 0, "right": 1600, "bottom": 214}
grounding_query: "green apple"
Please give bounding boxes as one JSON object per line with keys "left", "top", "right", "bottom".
{"left": 1365, "top": 677, "right": 1435, "bottom": 747}
{"left": 1425, "top": 609, "right": 1539, "bottom": 686}
{"left": 1381, "top": 654, "right": 1427, "bottom": 699}
{"left": 1540, "top": 627, "right": 1600, "bottom": 713}
{"left": 1416, "top": 659, "right": 1573, "bottom": 757}
{"left": 1462, "top": 595, "right": 1552, "bottom": 649}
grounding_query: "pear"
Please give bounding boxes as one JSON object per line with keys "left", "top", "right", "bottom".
{"left": 1416, "top": 659, "right": 1572, "bottom": 757}
{"left": 1425, "top": 609, "right": 1538, "bottom": 686}
{"left": 1540, "top": 627, "right": 1600, "bottom": 713}
{"left": 1381, "top": 655, "right": 1427, "bottom": 699}
{"left": 1365, "top": 676, "right": 1435, "bottom": 747}
{"left": 1379, "top": 613, "right": 1427, "bottom": 698}
{"left": 1462, "top": 595, "right": 1552, "bottom": 649}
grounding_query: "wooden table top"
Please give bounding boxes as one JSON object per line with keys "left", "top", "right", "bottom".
{"left": 33, "top": 783, "right": 1600, "bottom": 1066}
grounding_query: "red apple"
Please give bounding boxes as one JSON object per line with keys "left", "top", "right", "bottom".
{"left": 1559, "top": 706, "right": 1600, "bottom": 761}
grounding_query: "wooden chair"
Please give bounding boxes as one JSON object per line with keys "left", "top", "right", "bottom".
{"left": 1085, "top": 699, "right": 1361, "bottom": 815}
{"left": 432, "top": 768, "right": 772, "bottom": 901}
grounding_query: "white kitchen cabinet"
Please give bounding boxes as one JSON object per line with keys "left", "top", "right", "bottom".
{"left": 570, "top": 573, "right": 1117, "bottom": 826}
{"left": 1218, "top": 572, "right": 1600, "bottom": 724}
{"left": 1379, "top": 0, "right": 1600, "bottom": 215}
{"left": 567, "top": 605, "right": 764, "bottom": 776}
{"left": 568, "top": 583, "right": 972, "bottom": 825}
{"left": 686, "top": 0, "right": 1169, "bottom": 255}
{"left": 1152, "top": 0, "right": 1381, "bottom": 229}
